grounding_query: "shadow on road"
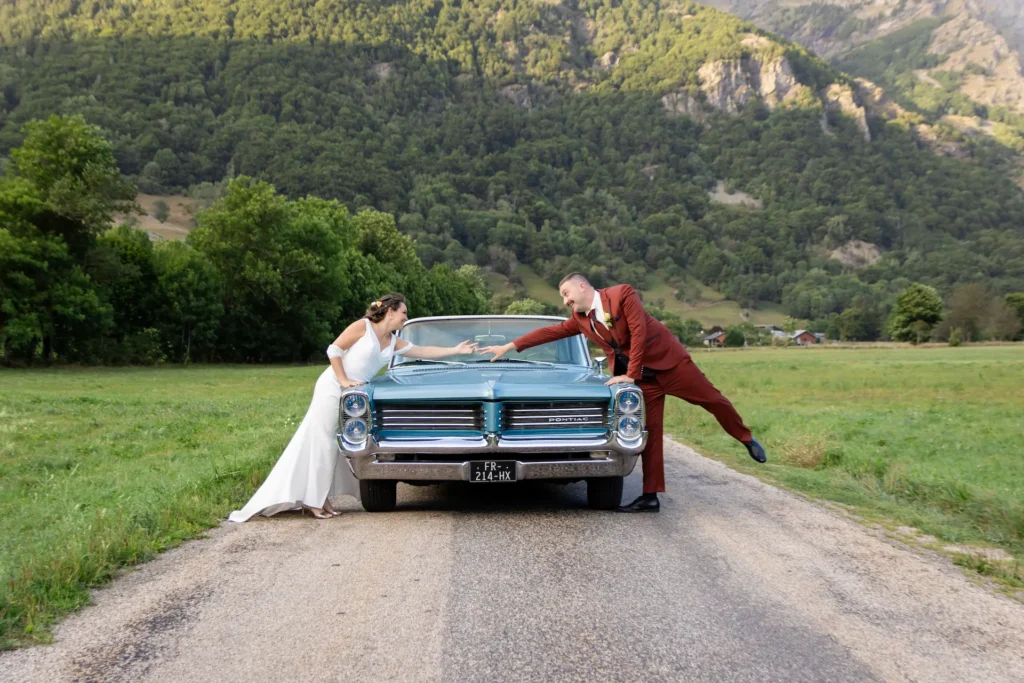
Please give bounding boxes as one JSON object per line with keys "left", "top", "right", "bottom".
{"left": 394, "top": 480, "right": 595, "bottom": 513}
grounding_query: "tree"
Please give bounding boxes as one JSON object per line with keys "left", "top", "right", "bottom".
{"left": 153, "top": 200, "right": 170, "bottom": 223}
{"left": 945, "top": 284, "right": 990, "bottom": 342}
{"left": 455, "top": 265, "right": 492, "bottom": 313}
{"left": 426, "top": 264, "right": 490, "bottom": 316}
{"left": 91, "top": 224, "right": 160, "bottom": 337}
{"left": 1006, "top": 293, "right": 1024, "bottom": 340}
{"left": 504, "top": 298, "right": 547, "bottom": 315}
{"left": 834, "top": 306, "right": 869, "bottom": 341}
{"left": 887, "top": 283, "right": 943, "bottom": 343}
{"left": 724, "top": 327, "right": 746, "bottom": 347}
{"left": 9, "top": 114, "right": 137, "bottom": 256}
{"left": 0, "top": 165, "right": 114, "bottom": 363}
{"left": 153, "top": 242, "right": 223, "bottom": 363}
{"left": 188, "top": 177, "right": 354, "bottom": 362}
{"left": 985, "top": 300, "right": 1022, "bottom": 341}
{"left": 678, "top": 318, "right": 704, "bottom": 347}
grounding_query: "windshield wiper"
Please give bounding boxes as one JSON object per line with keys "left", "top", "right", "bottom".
{"left": 483, "top": 358, "right": 555, "bottom": 367}
{"left": 397, "top": 359, "right": 466, "bottom": 367}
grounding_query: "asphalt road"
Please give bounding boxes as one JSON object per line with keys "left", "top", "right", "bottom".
{"left": 3, "top": 439, "right": 1024, "bottom": 682}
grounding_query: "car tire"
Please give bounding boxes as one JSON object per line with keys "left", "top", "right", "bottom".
{"left": 586, "top": 476, "right": 623, "bottom": 510}
{"left": 360, "top": 480, "right": 397, "bottom": 512}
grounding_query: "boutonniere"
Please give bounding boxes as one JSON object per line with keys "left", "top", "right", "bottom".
{"left": 602, "top": 311, "right": 612, "bottom": 327}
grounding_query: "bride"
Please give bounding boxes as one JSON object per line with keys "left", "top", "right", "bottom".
{"left": 229, "top": 293, "right": 477, "bottom": 522}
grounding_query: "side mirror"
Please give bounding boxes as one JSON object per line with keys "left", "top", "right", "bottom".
{"left": 592, "top": 356, "right": 607, "bottom": 372}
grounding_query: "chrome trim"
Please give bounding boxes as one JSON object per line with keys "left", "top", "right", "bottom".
{"left": 377, "top": 408, "right": 480, "bottom": 413}
{"left": 503, "top": 421, "right": 603, "bottom": 427}
{"left": 375, "top": 403, "right": 485, "bottom": 431}
{"left": 503, "top": 401, "right": 609, "bottom": 430}
{"left": 390, "top": 315, "right": 593, "bottom": 370}
{"left": 338, "top": 430, "right": 646, "bottom": 457}
{"left": 505, "top": 407, "right": 606, "bottom": 413}
{"left": 348, "top": 454, "right": 640, "bottom": 482}
{"left": 612, "top": 384, "right": 646, "bottom": 440}
{"left": 402, "top": 314, "right": 571, "bottom": 322}
{"left": 339, "top": 388, "right": 371, "bottom": 449}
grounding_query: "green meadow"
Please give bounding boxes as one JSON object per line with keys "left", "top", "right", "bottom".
{"left": 0, "top": 366, "right": 318, "bottom": 648}
{"left": 2, "top": 345, "right": 1022, "bottom": 647}
{"left": 666, "top": 345, "right": 1023, "bottom": 590}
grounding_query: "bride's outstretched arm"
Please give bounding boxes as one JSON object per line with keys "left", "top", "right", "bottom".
{"left": 396, "top": 339, "right": 477, "bottom": 359}
{"left": 328, "top": 320, "right": 368, "bottom": 387}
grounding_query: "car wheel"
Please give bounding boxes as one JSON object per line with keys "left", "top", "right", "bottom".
{"left": 586, "top": 476, "right": 623, "bottom": 510}
{"left": 360, "top": 480, "right": 397, "bottom": 512}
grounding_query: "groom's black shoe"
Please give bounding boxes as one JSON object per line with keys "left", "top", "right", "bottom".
{"left": 617, "top": 493, "right": 660, "bottom": 513}
{"left": 745, "top": 438, "right": 767, "bottom": 463}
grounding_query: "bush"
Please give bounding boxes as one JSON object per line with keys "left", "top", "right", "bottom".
{"left": 724, "top": 327, "right": 746, "bottom": 347}
{"left": 948, "top": 327, "right": 962, "bottom": 347}
{"left": 153, "top": 200, "right": 170, "bottom": 223}
{"left": 504, "top": 298, "right": 547, "bottom": 315}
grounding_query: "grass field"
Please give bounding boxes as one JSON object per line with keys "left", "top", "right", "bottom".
{"left": 1, "top": 346, "right": 1022, "bottom": 647}
{"left": 515, "top": 264, "right": 566, "bottom": 308}
{"left": 666, "top": 346, "right": 1024, "bottom": 591}
{"left": 643, "top": 275, "right": 788, "bottom": 327}
{"left": 0, "top": 366, "right": 320, "bottom": 648}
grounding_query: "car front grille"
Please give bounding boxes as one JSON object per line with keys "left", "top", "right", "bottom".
{"left": 502, "top": 401, "right": 608, "bottom": 431}
{"left": 375, "top": 403, "right": 484, "bottom": 431}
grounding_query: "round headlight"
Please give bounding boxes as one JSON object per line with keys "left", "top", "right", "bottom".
{"left": 617, "top": 391, "right": 641, "bottom": 414}
{"left": 343, "top": 418, "right": 368, "bottom": 442}
{"left": 343, "top": 394, "right": 367, "bottom": 417}
{"left": 617, "top": 415, "right": 642, "bottom": 439}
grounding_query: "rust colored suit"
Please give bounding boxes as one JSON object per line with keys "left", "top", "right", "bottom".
{"left": 512, "top": 284, "right": 752, "bottom": 493}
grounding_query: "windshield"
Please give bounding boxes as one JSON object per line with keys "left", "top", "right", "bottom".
{"left": 393, "top": 317, "right": 588, "bottom": 367}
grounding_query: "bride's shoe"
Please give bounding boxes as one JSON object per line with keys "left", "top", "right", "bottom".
{"left": 322, "top": 502, "right": 343, "bottom": 518}
{"left": 303, "top": 506, "right": 334, "bottom": 520}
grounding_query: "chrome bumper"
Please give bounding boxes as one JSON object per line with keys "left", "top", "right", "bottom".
{"left": 339, "top": 432, "right": 646, "bottom": 482}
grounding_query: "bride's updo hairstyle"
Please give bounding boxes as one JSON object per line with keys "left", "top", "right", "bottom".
{"left": 365, "top": 293, "right": 406, "bottom": 323}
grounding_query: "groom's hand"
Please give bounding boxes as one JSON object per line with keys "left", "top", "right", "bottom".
{"left": 605, "top": 375, "right": 635, "bottom": 386}
{"left": 478, "top": 342, "right": 515, "bottom": 361}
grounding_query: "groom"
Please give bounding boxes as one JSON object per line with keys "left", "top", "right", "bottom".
{"left": 481, "top": 273, "right": 766, "bottom": 512}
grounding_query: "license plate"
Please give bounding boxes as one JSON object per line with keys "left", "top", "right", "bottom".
{"left": 470, "top": 460, "right": 517, "bottom": 483}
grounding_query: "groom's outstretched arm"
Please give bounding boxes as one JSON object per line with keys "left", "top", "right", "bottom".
{"left": 480, "top": 318, "right": 581, "bottom": 361}
{"left": 514, "top": 317, "right": 581, "bottom": 351}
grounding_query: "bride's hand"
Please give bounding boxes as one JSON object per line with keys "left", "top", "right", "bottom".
{"left": 452, "top": 340, "right": 478, "bottom": 355}
{"left": 339, "top": 378, "right": 364, "bottom": 388}
{"left": 478, "top": 342, "right": 513, "bottom": 361}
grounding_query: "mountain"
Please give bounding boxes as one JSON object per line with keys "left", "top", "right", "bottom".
{"left": 1, "top": 0, "right": 1023, "bottom": 337}
{"left": 706, "top": 0, "right": 1024, "bottom": 185}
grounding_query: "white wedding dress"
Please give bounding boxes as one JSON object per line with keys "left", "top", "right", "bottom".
{"left": 229, "top": 319, "right": 412, "bottom": 522}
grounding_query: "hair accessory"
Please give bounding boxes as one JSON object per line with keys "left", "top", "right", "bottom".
{"left": 373, "top": 299, "right": 383, "bottom": 308}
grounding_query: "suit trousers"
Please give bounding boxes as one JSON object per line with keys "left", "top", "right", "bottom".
{"left": 635, "top": 356, "right": 752, "bottom": 494}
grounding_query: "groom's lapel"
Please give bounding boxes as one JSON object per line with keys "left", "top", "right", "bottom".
{"left": 601, "top": 289, "right": 621, "bottom": 345}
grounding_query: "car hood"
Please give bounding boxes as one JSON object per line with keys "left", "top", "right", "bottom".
{"left": 369, "top": 364, "right": 612, "bottom": 402}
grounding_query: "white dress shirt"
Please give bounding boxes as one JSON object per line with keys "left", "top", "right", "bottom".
{"left": 588, "top": 290, "right": 608, "bottom": 335}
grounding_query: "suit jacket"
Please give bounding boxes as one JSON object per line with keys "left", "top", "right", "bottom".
{"left": 512, "top": 284, "right": 690, "bottom": 379}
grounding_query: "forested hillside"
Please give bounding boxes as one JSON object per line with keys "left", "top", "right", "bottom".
{"left": 2, "top": 0, "right": 1024, "bottom": 344}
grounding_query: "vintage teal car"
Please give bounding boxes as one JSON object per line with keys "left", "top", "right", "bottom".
{"left": 336, "top": 315, "right": 647, "bottom": 512}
